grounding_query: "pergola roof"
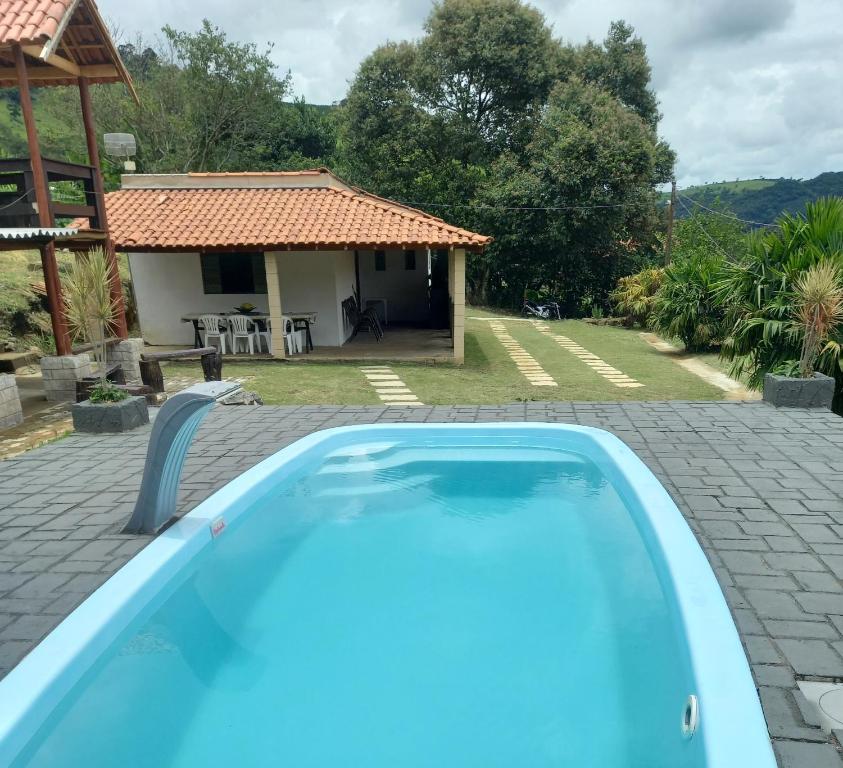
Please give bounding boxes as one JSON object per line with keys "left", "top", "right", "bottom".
{"left": 0, "top": 0, "right": 135, "bottom": 95}
{"left": 77, "top": 183, "right": 492, "bottom": 253}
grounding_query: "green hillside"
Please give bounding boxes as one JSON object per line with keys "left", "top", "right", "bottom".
{"left": 675, "top": 172, "right": 843, "bottom": 224}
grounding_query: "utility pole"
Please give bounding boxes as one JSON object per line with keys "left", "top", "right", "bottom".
{"left": 665, "top": 178, "right": 676, "bottom": 266}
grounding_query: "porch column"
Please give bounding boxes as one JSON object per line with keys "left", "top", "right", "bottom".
{"left": 14, "top": 44, "right": 71, "bottom": 355}
{"left": 449, "top": 248, "right": 466, "bottom": 364}
{"left": 264, "top": 252, "right": 286, "bottom": 359}
{"left": 79, "top": 76, "right": 128, "bottom": 339}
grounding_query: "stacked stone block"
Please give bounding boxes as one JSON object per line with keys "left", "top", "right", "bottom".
{"left": 39, "top": 354, "right": 93, "bottom": 402}
{"left": 0, "top": 374, "right": 23, "bottom": 428}
{"left": 107, "top": 338, "right": 144, "bottom": 385}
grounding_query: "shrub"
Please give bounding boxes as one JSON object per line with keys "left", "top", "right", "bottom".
{"left": 716, "top": 197, "right": 843, "bottom": 393}
{"left": 88, "top": 381, "right": 128, "bottom": 403}
{"left": 650, "top": 253, "right": 725, "bottom": 352}
{"left": 609, "top": 267, "right": 664, "bottom": 326}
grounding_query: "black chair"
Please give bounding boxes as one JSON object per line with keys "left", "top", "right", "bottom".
{"left": 342, "top": 296, "right": 383, "bottom": 341}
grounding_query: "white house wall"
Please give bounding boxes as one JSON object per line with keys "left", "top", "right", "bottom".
{"left": 129, "top": 251, "right": 350, "bottom": 347}
{"left": 273, "top": 251, "right": 353, "bottom": 346}
{"left": 357, "top": 249, "right": 429, "bottom": 324}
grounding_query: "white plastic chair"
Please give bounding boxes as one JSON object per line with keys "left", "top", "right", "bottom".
{"left": 228, "top": 314, "right": 257, "bottom": 354}
{"left": 200, "top": 314, "right": 228, "bottom": 354}
{"left": 281, "top": 315, "right": 303, "bottom": 355}
{"left": 255, "top": 318, "right": 272, "bottom": 353}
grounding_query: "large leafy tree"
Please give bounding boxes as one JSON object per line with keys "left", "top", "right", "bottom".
{"left": 567, "top": 21, "right": 661, "bottom": 129}
{"left": 470, "top": 77, "right": 672, "bottom": 309}
{"left": 338, "top": 0, "right": 673, "bottom": 311}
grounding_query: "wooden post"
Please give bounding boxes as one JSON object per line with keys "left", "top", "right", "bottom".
{"left": 665, "top": 178, "right": 677, "bottom": 266}
{"left": 79, "top": 76, "right": 128, "bottom": 339}
{"left": 14, "top": 44, "right": 71, "bottom": 355}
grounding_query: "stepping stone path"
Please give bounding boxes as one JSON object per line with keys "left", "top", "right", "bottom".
{"left": 488, "top": 320, "right": 558, "bottom": 387}
{"left": 360, "top": 366, "right": 424, "bottom": 406}
{"left": 531, "top": 321, "right": 644, "bottom": 389}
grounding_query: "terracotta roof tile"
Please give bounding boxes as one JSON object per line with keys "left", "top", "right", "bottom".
{"left": 86, "top": 186, "right": 491, "bottom": 252}
{"left": 0, "top": 0, "right": 75, "bottom": 46}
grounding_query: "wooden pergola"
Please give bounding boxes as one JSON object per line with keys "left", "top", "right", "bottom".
{"left": 0, "top": 0, "right": 137, "bottom": 355}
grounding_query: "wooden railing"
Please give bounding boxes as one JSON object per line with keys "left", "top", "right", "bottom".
{"left": 0, "top": 157, "right": 103, "bottom": 230}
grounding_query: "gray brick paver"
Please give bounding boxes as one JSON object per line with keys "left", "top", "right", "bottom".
{"left": 1, "top": 400, "right": 842, "bottom": 766}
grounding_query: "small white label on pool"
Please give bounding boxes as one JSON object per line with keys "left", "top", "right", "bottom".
{"left": 210, "top": 516, "right": 226, "bottom": 538}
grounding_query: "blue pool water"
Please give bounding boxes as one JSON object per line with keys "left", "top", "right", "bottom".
{"left": 3, "top": 428, "right": 774, "bottom": 767}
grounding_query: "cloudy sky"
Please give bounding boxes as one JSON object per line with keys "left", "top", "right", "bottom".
{"left": 99, "top": 0, "right": 843, "bottom": 187}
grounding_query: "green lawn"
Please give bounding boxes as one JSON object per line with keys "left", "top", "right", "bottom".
{"left": 164, "top": 308, "right": 724, "bottom": 405}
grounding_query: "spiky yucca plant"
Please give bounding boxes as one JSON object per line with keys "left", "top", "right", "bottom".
{"left": 793, "top": 262, "right": 843, "bottom": 378}
{"left": 63, "top": 248, "right": 122, "bottom": 394}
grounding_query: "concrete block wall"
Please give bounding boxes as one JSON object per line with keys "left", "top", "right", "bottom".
{"left": 40, "top": 354, "right": 93, "bottom": 403}
{"left": 107, "top": 338, "right": 144, "bottom": 385}
{"left": 0, "top": 374, "right": 23, "bottom": 429}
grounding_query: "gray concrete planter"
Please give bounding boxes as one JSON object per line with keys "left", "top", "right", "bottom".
{"left": 71, "top": 396, "right": 150, "bottom": 433}
{"left": 763, "top": 372, "right": 835, "bottom": 409}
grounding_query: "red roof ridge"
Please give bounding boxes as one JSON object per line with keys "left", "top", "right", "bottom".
{"left": 187, "top": 169, "right": 328, "bottom": 178}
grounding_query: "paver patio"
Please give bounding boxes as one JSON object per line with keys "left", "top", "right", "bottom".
{"left": 0, "top": 400, "right": 842, "bottom": 766}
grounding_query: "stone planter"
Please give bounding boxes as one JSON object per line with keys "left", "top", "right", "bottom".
{"left": 71, "top": 396, "right": 149, "bottom": 433}
{"left": 763, "top": 372, "right": 835, "bottom": 410}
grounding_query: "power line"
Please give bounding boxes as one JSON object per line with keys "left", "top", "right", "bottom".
{"left": 395, "top": 198, "right": 643, "bottom": 212}
{"left": 676, "top": 195, "right": 731, "bottom": 259}
{"left": 677, "top": 192, "right": 777, "bottom": 228}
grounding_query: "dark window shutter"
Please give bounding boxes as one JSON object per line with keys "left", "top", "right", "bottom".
{"left": 404, "top": 249, "right": 416, "bottom": 270}
{"left": 375, "top": 250, "right": 386, "bottom": 271}
{"left": 200, "top": 253, "right": 222, "bottom": 294}
{"left": 252, "top": 253, "right": 267, "bottom": 293}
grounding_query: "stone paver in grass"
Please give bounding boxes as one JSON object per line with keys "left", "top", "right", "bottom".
{"left": 3, "top": 401, "right": 842, "bottom": 766}
{"left": 531, "top": 320, "right": 644, "bottom": 389}
{"left": 488, "top": 320, "right": 557, "bottom": 387}
{"left": 360, "top": 366, "right": 423, "bottom": 406}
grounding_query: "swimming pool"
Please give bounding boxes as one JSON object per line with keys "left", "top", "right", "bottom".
{"left": 0, "top": 424, "right": 774, "bottom": 767}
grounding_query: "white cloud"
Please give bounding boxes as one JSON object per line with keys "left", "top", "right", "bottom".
{"left": 97, "top": 0, "right": 843, "bottom": 186}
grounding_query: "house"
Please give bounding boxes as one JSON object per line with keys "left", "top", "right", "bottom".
{"left": 94, "top": 170, "right": 490, "bottom": 363}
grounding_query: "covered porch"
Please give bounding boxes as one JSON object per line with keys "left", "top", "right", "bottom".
{"left": 146, "top": 327, "right": 455, "bottom": 364}
{"left": 299, "top": 327, "right": 454, "bottom": 363}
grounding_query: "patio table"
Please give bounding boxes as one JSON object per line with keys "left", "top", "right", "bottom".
{"left": 181, "top": 312, "right": 317, "bottom": 350}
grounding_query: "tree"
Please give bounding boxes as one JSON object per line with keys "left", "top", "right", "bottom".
{"left": 567, "top": 21, "right": 660, "bottom": 129}
{"left": 338, "top": 3, "right": 672, "bottom": 312}
{"left": 34, "top": 21, "right": 336, "bottom": 179}
{"left": 415, "top": 0, "right": 560, "bottom": 156}
{"left": 470, "top": 77, "right": 672, "bottom": 309}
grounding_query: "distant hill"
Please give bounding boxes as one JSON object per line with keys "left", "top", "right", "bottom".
{"left": 674, "top": 172, "right": 843, "bottom": 224}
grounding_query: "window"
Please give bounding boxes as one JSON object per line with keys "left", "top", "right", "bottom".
{"left": 200, "top": 252, "right": 267, "bottom": 294}
{"left": 404, "top": 249, "right": 416, "bottom": 270}
{"left": 374, "top": 250, "right": 386, "bottom": 271}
